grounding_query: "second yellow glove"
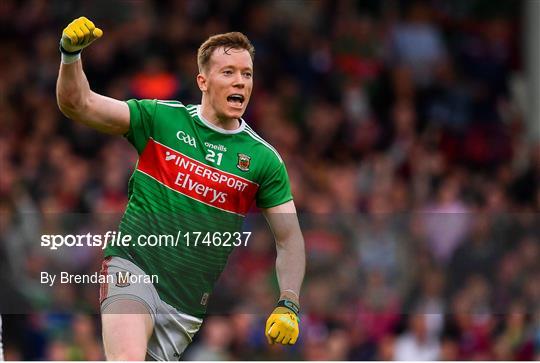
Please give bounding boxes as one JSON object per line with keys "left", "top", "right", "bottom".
{"left": 265, "top": 300, "right": 300, "bottom": 345}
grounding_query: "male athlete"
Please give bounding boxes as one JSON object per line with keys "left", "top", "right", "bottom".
{"left": 56, "top": 17, "right": 305, "bottom": 360}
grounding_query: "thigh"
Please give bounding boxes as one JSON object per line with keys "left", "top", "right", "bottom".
{"left": 101, "top": 300, "right": 154, "bottom": 361}
{"left": 146, "top": 302, "right": 203, "bottom": 361}
{"left": 99, "top": 257, "right": 203, "bottom": 360}
{"left": 99, "top": 257, "right": 160, "bottom": 360}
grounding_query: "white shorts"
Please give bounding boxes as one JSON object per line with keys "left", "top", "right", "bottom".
{"left": 99, "top": 256, "right": 202, "bottom": 361}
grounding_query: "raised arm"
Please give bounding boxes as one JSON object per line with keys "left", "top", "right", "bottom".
{"left": 262, "top": 200, "right": 305, "bottom": 345}
{"left": 56, "top": 17, "right": 129, "bottom": 135}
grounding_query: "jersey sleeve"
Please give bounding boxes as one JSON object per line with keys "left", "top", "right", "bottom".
{"left": 256, "top": 157, "right": 293, "bottom": 209}
{"left": 124, "top": 99, "right": 158, "bottom": 154}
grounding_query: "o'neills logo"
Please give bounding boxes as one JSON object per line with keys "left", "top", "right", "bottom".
{"left": 137, "top": 139, "right": 259, "bottom": 215}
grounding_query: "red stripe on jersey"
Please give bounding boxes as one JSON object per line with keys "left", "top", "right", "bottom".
{"left": 99, "top": 256, "right": 112, "bottom": 304}
{"left": 137, "top": 139, "right": 259, "bottom": 215}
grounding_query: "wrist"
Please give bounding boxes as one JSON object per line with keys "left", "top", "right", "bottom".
{"left": 59, "top": 41, "right": 81, "bottom": 64}
{"left": 59, "top": 41, "right": 81, "bottom": 55}
{"left": 279, "top": 289, "right": 299, "bottom": 305}
{"left": 61, "top": 52, "right": 81, "bottom": 64}
{"left": 277, "top": 299, "right": 300, "bottom": 316}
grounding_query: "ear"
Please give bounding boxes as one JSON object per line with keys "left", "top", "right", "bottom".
{"left": 197, "top": 73, "right": 207, "bottom": 92}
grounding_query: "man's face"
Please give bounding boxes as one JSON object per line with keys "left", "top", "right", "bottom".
{"left": 198, "top": 47, "right": 253, "bottom": 121}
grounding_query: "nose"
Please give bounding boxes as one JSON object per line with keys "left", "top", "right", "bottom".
{"left": 232, "top": 72, "right": 245, "bottom": 88}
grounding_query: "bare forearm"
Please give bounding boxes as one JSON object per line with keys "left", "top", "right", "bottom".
{"left": 275, "top": 234, "right": 305, "bottom": 305}
{"left": 56, "top": 59, "right": 91, "bottom": 117}
{"left": 263, "top": 201, "right": 306, "bottom": 305}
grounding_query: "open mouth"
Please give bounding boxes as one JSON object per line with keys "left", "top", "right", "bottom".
{"left": 227, "top": 94, "right": 245, "bottom": 107}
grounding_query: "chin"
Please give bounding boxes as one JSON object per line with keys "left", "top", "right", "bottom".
{"left": 227, "top": 109, "right": 245, "bottom": 120}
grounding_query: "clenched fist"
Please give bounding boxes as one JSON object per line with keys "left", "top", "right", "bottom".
{"left": 265, "top": 300, "right": 300, "bottom": 345}
{"left": 60, "top": 16, "right": 103, "bottom": 54}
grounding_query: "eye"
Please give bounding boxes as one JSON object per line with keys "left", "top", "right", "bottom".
{"left": 243, "top": 72, "right": 252, "bottom": 78}
{"left": 223, "top": 69, "right": 233, "bottom": 75}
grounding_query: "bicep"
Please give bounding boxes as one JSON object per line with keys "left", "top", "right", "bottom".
{"left": 262, "top": 201, "right": 299, "bottom": 241}
{"left": 76, "top": 92, "right": 130, "bottom": 135}
{"left": 263, "top": 200, "right": 296, "bottom": 214}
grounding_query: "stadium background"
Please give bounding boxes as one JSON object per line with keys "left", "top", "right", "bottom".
{"left": 1, "top": 0, "right": 539, "bottom": 360}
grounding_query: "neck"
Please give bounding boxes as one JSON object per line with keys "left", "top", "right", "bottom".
{"left": 200, "top": 101, "right": 240, "bottom": 131}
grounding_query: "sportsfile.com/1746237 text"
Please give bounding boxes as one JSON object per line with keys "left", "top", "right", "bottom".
{"left": 40, "top": 231, "right": 252, "bottom": 250}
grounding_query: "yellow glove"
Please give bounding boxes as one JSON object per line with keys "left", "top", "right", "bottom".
{"left": 265, "top": 300, "right": 300, "bottom": 345}
{"left": 60, "top": 16, "right": 103, "bottom": 54}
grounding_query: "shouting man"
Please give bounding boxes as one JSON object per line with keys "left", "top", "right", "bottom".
{"left": 56, "top": 17, "right": 305, "bottom": 360}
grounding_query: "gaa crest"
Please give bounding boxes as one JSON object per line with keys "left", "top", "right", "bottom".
{"left": 237, "top": 153, "right": 251, "bottom": 171}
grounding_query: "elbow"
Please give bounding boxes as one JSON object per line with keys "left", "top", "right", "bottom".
{"left": 57, "top": 99, "right": 73, "bottom": 118}
{"left": 56, "top": 90, "right": 87, "bottom": 119}
{"left": 57, "top": 101, "right": 81, "bottom": 121}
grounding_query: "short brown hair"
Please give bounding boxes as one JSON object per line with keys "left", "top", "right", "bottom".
{"left": 197, "top": 32, "right": 255, "bottom": 73}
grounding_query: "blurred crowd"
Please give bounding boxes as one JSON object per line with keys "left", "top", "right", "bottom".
{"left": 0, "top": 0, "right": 539, "bottom": 360}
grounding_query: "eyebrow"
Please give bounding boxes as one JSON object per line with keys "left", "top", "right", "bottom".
{"left": 219, "top": 65, "right": 253, "bottom": 72}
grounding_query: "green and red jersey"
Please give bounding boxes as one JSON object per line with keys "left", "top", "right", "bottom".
{"left": 104, "top": 99, "right": 292, "bottom": 317}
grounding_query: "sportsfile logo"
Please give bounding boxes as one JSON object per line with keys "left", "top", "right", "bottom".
{"left": 176, "top": 130, "right": 197, "bottom": 148}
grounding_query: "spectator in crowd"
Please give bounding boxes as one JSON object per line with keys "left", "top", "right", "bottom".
{"left": 393, "top": 314, "right": 441, "bottom": 360}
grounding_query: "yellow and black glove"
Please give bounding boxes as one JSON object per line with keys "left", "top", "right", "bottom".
{"left": 265, "top": 299, "right": 300, "bottom": 345}
{"left": 60, "top": 16, "right": 103, "bottom": 55}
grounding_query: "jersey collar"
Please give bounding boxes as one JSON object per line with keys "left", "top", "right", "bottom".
{"left": 196, "top": 105, "right": 246, "bottom": 135}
